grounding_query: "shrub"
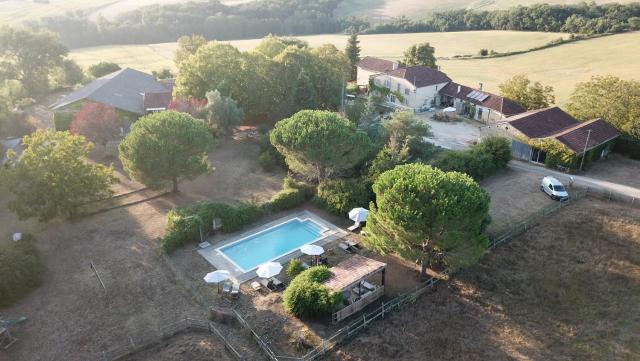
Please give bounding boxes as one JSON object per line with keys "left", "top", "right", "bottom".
{"left": 287, "top": 259, "right": 305, "bottom": 278}
{"left": 162, "top": 201, "right": 263, "bottom": 253}
{"left": 53, "top": 112, "right": 74, "bottom": 131}
{"left": 266, "top": 177, "right": 314, "bottom": 213}
{"left": 283, "top": 266, "right": 342, "bottom": 319}
{"left": 258, "top": 132, "right": 286, "bottom": 172}
{"left": 433, "top": 136, "right": 511, "bottom": 180}
{"left": 0, "top": 234, "right": 45, "bottom": 308}
{"left": 315, "top": 178, "right": 372, "bottom": 216}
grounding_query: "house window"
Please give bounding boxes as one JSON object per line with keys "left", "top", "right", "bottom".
{"left": 384, "top": 79, "right": 391, "bottom": 88}
{"left": 397, "top": 84, "right": 401, "bottom": 91}
{"left": 389, "top": 95, "right": 396, "bottom": 103}
{"left": 404, "top": 89, "right": 409, "bottom": 95}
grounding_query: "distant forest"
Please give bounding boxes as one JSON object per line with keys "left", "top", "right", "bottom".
{"left": 26, "top": 0, "right": 640, "bottom": 48}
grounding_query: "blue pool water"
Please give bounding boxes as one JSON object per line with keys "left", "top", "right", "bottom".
{"left": 219, "top": 218, "right": 326, "bottom": 271}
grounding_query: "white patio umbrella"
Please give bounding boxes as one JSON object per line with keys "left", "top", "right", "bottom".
{"left": 300, "top": 244, "right": 324, "bottom": 256}
{"left": 203, "top": 270, "right": 231, "bottom": 293}
{"left": 443, "top": 107, "right": 457, "bottom": 112}
{"left": 203, "top": 270, "right": 231, "bottom": 284}
{"left": 256, "top": 262, "right": 283, "bottom": 278}
{"left": 348, "top": 207, "right": 369, "bottom": 223}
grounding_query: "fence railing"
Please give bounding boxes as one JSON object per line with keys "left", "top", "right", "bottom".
{"left": 100, "top": 317, "right": 243, "bottom": 361}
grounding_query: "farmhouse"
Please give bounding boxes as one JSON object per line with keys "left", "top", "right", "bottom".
{"left": 357, "top": 57, "right": 521, "bottom": 118}
{"left": 439, "top": 82, "right": 525, "bottom": 123}
{"left": 50, "top": 68, "right": 173, "bottom": 118}
{"left": 493, "top": 107, "right": 620, "bottom": 168}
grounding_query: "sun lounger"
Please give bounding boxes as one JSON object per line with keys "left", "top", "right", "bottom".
{"left": 346, "top": 240, "right": 361, "bottom": 249}
{"left": 271, "top": 277, "right": 284, "bottom": 290}
{"left": 338, "top": 242, "right": 355, "bottom": 253}
{"left": 259, "top": 278, "right": 273, "bottom": 291}
{"left": 347, "top": 222, "right": 361, "bottom": 232}
{"left": 231, "top": 283, "right": 240, "bottom": 299}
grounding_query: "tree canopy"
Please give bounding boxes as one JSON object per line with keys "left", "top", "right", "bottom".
{"left": 87, "top": 61, "right": 121, "bottom": 79}
{"left": 364, "top": 163, "right": 490, "bottom": 277}
{"left": 2, "top": 130, "right": 117, "bottom": 221}
{"left": 202, "top": 90, "right": 244, "bottom": 136}
{"left": 345, "top": 29, "right": 361, "bottom": 80}
{"left": 498, "top": 74, "right": 555, "bottom": 111}
{"left": 402, "top": 43, "right": 437, "bottom": 68}
{"left": 567, "top": 75, "right": 640, "bottom": 142}
{"left": 119, "top": 111, "right": 214, "bottom": 192}
{"left": 174, "top": 35, "right": 207, "bottom": 67}
{"left": 270, "top": 110, "right": 374, "bottom": 182}
{"left": 0, "top": 26, "right": 68, "bottom": 96}
{"left": 69, "top": 103, "right": 123, "bottom": 146}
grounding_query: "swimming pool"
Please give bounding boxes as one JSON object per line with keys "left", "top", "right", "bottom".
{"left": 218, "top": 217, "right": 327, "bottom": 271}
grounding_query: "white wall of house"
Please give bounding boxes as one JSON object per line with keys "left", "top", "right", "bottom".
{"left": 372, "top": 73, "right": 448, "bottom": 110}
{"left": 356, "top": 67, "right": 379, "bottom": 87}
{"left": 475, "top": 105, "right": 505, "bottom": 123}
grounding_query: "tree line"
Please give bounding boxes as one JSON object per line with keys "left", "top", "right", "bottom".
{"left": 364, "top": 3, "right": 640, "bottom": 35}
{"left": 27, "top": 0, "right": 350, "bottom": 48}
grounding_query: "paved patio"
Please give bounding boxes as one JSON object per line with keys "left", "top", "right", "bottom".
{"left": 197, "top": 210, "right": 348, "bottom": 283}
{"left": 417, "top": 111, "right": 482, "bottom": 150}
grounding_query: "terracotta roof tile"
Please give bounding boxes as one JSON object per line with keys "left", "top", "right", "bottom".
{"left": 357, "top": 56, "right": 399, "bottom": 73}
{"left": 552, "top": 118, "right": 620, "bottom": 153}
{"left": 386, "top": 66, "right": 451, "bottom": 88}
{"left": 507, "top": 107, "right": 579, "bottom": 138}
{"left": 440, "top": 82, "right": 525, "bottom": 116}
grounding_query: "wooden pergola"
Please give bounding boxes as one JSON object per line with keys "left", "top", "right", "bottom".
{"left": 324, "top": 255, "right": 386, "bottom": 323}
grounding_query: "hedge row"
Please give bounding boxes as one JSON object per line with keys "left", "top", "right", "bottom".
{"left": 283, "top": 266, "right": 343, "bottom": 319}
{"left": 314, "top": 178, "right": 373, "bottom": 216}
{"left": 0, "top": 234, "right": 45, "bottom": 308}
{"left": 162, "top": 177, "right": 314, "bottom": 253}
{"left": 433, "top": 136, "right": 511, "bottom": 180}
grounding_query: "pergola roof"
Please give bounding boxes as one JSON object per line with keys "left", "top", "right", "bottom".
{"left": 324, "top": 255, "right": 386, "bottom": 292}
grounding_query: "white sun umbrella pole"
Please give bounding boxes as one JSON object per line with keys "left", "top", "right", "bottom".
{"left": 348, "top": 207, "right": 369, "bottom": 224}
{"left": 256, "top": 262, "right": 283, "bottom": 279}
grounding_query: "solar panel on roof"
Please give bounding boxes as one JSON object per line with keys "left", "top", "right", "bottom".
{"left": 467, "top": 90, "right": 478, "bottom": 99}
{"left": 478, "top": 93, "right": 490, "bottom": 102}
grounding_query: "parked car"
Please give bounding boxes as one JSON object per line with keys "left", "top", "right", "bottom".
{"left": 540, "top": 176, "right": 569, "bottom": 201}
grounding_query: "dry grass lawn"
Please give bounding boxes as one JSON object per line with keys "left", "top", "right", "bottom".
{"left": 330, "top": 197, "right": 640, "bottom": 361}
{"left": 69, "top": 31, "right": 568, "bottom": 72}
{"left": 0, "top": 139, "right": 285, "bottom": 361}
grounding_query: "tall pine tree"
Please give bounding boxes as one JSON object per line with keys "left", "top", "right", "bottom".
{"left": 345, "top": 29, "right": 361, "bottom": 81}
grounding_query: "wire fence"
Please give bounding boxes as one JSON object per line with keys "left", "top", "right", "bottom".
{"left": 100, "top": 317, "right": 242, "bottom": 361}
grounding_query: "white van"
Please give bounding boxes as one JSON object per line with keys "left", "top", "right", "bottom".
{"left": 541, "top": 176, "right": 569, "bottom": 201}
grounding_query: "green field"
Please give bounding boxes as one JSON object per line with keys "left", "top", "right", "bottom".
{"left": 70, "top": 30, "right": 567, "bottom": 70}
{"left": 335, "top": 0, "right": 640, "bottom": 20}
{"left": 69, "top": 30, "right": 640, "bottom": 105}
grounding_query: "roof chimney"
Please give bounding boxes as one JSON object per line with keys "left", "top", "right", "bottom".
{"left": 457, "top": 85, "right": 461, "bottom": 94}
{"left": 479, "top": 82, "right": 483, "bottom": 90}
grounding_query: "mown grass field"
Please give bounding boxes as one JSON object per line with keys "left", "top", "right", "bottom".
{"left": 69, "top": 30, "right": 567, "bottom": 71}
{"left": 69, "top": 31, "right": 639, "bottom": 105}
{"left": 335, "top": 0, "right": 640, "bottom": 20}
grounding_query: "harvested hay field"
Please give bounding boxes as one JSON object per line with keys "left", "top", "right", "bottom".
{"left": 123, "top": 332, "right": 234, "bottom": 361}
{"left": 330, "top": 197, "right": 640, "bottom": 361}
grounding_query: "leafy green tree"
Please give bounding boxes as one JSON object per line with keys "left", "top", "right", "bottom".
{"left": 498, "top": 74, "right": 555, "bottom": 110}
{"left": 403, "top": 43, "right": 437, "bottom": 68}
{"left": 344, "top": 29, "right": 361, "bottom": 81}
{"left": 254, "top": 35, "right": 289, "bottom": 58}
{"left": 119, "top": 111, "right": 214, "bottom": 192}
{"left": 152, "top": 68, "right": 175, "bottom": 79}
{"left": 270, "top": 110, "right": 374, "bottom": 182}
{"left": 311, "top": 44, "right": 350, "bottom": 79}
{"left": 51, "top": 59, "right": 84, "bottom": 89}
{"left": 87, "top": 62, "right": 121, "bottom": 78}
{"left": 367, "top": 145, "right": 410, "bottom": 181}
{"left": 365, "top": 164, "right": 490, "bottom": 278}
{"left": 174, "top": 34, "right": 207, "bottom": 67}
{"left": 567, "top": 75, "right": 640, "bottom": 142}
{"left": 382, "top": 111, "right": 432, "bottom": 152}
{"left": 2, "top": 130, "right": 117, "bottom": 220}
{"left": 0, "top": 26, "right": 68, "bottom": 96}
{"left": 202, "top": 89, "right": 244, "bottom": 136}
{"left": 294, "top": 70, "right": 318, "bottom": 111}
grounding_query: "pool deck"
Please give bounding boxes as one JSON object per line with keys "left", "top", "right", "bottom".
{"left": 197, "top": 210, "right": 349, "bottom": 283}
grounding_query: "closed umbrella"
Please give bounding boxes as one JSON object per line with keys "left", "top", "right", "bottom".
{"left": 349, "top": 208, "right": 369, "bottom": 223}
{"left": 256, "top": 262, "right": 283, "bottom": 278}
{"left": 300, "top": 244, "right": 324, "bottom": 256}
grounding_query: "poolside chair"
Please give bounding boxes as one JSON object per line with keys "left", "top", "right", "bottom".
{"left": 222, "top": 281, "right": 232, "bottom": 295}
{"left": 346, "top": 239, "right": 362, "bottom": 249}
{"left": 230, "top": 283, "right": 240, "bottom": 299}
{"left": 270, "top": 277, "right": 284, "bottom": 291}
{"left": 259, "top": 278, "right": 274, "bottom": 291}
